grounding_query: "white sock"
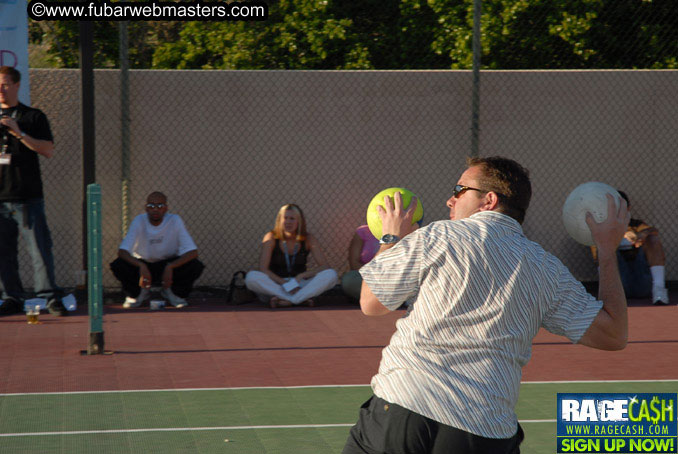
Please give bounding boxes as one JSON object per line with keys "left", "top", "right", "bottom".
{"left": 650, "top": 266, "right": 665, "bottom": 288}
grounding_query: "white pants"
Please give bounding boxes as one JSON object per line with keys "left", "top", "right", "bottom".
{"left": 245, "top": 269, "right": 338, "bottom": 305}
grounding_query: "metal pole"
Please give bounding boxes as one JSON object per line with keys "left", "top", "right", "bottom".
{"left": 80, "top": 21, "right": 95, "bottom": 272}
{"left": 470, "top": 0, "right": 482, "bottom": 157}
{"left": 87, "top": 184, "right": 104, "bottom": 354}
{"left": 119, "top": 21, "right": 131, "bottom": 236}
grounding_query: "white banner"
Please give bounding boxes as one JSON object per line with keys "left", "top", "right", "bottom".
{"left": 0, "top": 0, "right": 30, "bottom": 104}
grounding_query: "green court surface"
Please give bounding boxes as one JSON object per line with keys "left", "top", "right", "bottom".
{"left": 1, "top": 381, "right": 676, "bottom": 454}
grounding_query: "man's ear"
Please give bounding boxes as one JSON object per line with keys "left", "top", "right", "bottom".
{"left": 480, "top": 192, "right": 500, "bottom": 212}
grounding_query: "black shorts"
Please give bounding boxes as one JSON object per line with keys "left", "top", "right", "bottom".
{"left": 342, "top": 396, "right": 524, "bottom": 454}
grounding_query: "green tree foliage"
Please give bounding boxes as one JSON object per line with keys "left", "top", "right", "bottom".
{"left": 30, "top": 20, "right": 116, "bottom": 68}
{"left": 584, "top": 0, "right": 678, "bottom": 69}
{"left": 29, "top": 20, "right": 182, "bottom": 68}
{"left": 422, "top": 0, "right": 677, "bottom": 69}
{"left": 153, "top": 0, "right": 375, "bottom": 69}
{"left": 29, "top": 0, "right": 678, "bottom": 70}
{"left": 152, "top": 0, "right": 448, "bottom": 69}
{"left": 326, "top": 0, "right": 449, "bottom": 69}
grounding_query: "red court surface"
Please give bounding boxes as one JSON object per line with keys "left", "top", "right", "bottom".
{"left": 0, "top": 294, "right": 676, "bottom": 394}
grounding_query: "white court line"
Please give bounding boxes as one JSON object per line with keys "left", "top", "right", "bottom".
{"left": 0, "top": 384, "right": 371, "bottom": 397}
{"left": 521, "top": 379, "right": 678, "bottom": 384}
{"left": 0, "top": 384, "right": 368, "bottom": 397}
{"left": 0, "top": 420, "right": 556, "bottom": 438}
{"left": 1, "top": 380, "right": 676, "bottom": 397}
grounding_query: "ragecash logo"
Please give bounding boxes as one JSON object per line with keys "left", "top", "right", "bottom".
{"left": 557, "top": 393, "right": 677, "bottom": 453}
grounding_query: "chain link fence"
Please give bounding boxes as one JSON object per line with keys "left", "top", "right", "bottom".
{"left": 29, "top": 70, "right": 473, "bottom": 291}
{"left": 27, "top": 68, "right": 678, "bottom": 293}
{"left": 21, "top": 1, "right": 678, "bottom": 294}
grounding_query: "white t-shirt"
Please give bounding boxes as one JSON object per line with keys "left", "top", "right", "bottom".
{"left": 119, "top": 213, "right": 197, "bottom": 263}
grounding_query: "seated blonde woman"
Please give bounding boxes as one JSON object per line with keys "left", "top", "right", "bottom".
{"left": 245, "top": 204, "right": 338, "bottom": 308}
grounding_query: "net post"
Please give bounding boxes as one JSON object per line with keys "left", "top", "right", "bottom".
{"left": 87, "top": 183, "right": 104, "bottom": 354}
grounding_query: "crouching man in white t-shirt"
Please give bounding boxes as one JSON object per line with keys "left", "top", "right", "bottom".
{"left": 110, "top": 191, "right": 205, "bottom": 309}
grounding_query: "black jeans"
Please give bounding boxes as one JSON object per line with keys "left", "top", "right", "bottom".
{"left": 343, "top": 396, "right": 524, "bottom": 454}
{"left": 110, "top": 257, "right": 205, "bottom": 298}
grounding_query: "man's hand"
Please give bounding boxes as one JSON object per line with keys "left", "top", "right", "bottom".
{"left": 0, "top": 116, "right": 21, "bottom": 137}
{"left": 138, "top": 263, "right": 152, "bottom": 289}
{"left": 162, "top": 266, "right": 174, "bottom": 289}
{"left": 625, "top": 227, "right": 657, "bottom": 247}
{"left": 377, "top": 191, "right": 419, "bottom": 239}
{"left": 623, "top": 230, "right": 638, "bottom": 246}
{"left": 586, "top": 194, "right": 630, "bottom": 255}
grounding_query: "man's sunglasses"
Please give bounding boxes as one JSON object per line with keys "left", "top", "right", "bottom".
{"left": 452, "top": 185, "right": 484, "bottom": 198}
{"left": 146, "top": 203, "right": 166, "bottom": 209}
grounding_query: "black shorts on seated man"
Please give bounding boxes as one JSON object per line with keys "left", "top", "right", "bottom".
{"left": 110, "top": 192, "right": 204, "bottom": 309}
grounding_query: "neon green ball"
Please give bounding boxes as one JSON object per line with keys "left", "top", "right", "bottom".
{"left": 366, "top": 187, "right": 424, "bottom": 239}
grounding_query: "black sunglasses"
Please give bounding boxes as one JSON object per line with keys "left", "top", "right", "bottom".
{"left": 146, "top": 203, "right": 166, "bottom": 209}
{"left": 452, "top": 185, "right": 484, "bottom": 198}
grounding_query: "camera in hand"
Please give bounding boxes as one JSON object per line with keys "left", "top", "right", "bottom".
{"left": 0, "top": 118, "right": 10, "bottom": 154}
{"left": 0, "top": 115, "right": 9, "bottom": 134}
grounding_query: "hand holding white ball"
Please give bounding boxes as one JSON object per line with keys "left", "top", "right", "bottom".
{"left": 562, "top": 182, "right": 630, "bottom": 247}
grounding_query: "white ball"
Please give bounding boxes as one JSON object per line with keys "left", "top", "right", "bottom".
{"left": 562, "top": 182, "right": 621, "bottom": 246}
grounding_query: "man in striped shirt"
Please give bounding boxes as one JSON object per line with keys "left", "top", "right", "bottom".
{"left": 343, "top": 157, "right": 630, "bottom": 454}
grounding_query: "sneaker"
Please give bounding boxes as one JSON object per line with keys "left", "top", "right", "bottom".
{"left": 652, "top": 286, "right": 669, "bottom": 305}
{"left": 123, "top": 288, "right": 150, "bottom": 308}
{"left": 161, "top": 288, "right": 188, "bottom": 308}
{"left": 47, "top": 298, "right": 68, "bottom": 316}
{"left": 0, "top": 297, "right": 23, "bottom": 316}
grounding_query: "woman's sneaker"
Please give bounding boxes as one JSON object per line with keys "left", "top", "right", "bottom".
{"left": 123, "top": 288, "right": 150, "bottom": 308}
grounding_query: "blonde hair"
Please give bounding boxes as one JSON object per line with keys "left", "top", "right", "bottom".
{"left": 271, "top": 204, "right": 307, "bottom": 241}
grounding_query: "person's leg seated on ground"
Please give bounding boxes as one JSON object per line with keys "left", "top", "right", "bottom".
{"left": 643, "top": 234, "right": 668, "bottom": 304}
{"left": 110, "top": 257, "right": 143, "bottom": 297}
{"left": 622, "top": 250, "right": 652, "bottom": 300}
{"left": 158, "top": 258, "right": 204, "bottom": 308}
{"left": 110, "top": 258, "right": 151, "bottom": 308}
{"left": 616, "top": 250, "right": 636, "bottom": 298}
{"left": 169, "top": 258, "right": 205, "bottom": 298}
{"left": 290, "top": 269, "right": 338, "bottom": 305}
{"left": 341, "top": 270, "right": 362, "bottom": 301}
{"left": 245, "top": 270, "right": 294, "bottom": 305}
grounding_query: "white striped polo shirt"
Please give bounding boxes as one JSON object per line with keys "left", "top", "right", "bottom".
{"left": 361, "top": 211, "right": 602, "bottom": 438}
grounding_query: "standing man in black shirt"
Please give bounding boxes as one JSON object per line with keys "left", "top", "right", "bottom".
{"left": 0, "top": 66, "right": 66, "bottom": 316}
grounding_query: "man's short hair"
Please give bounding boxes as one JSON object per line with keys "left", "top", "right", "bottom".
{"left": 0, "top": 66, "right": 21, "bottom": 84}
{"left": 466, "top": 156, "right": 532, "bottom": 224}
{"left": 146, "top": 191, "right": 167, "bottom": 202}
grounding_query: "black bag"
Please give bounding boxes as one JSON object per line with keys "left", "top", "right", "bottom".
{"left": 227, "top": 271, "right": 254, "bottom": 305}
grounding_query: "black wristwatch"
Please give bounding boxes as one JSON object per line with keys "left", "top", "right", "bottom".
{"left": 379, "top": 234, "right": 400, "bottom": 245}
